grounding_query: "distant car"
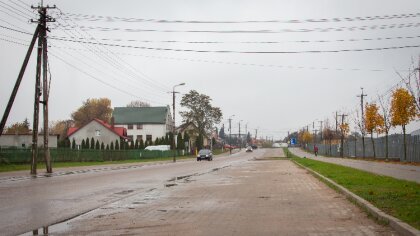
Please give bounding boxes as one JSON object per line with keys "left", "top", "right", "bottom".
{"left": 197, "top": 149, "right": 213, "bottom": 161}
{"left": 144, "top": 145, "right": 170, "bottom": 151}
{"left": 251, "top": 145, "right": 258, "bottom": 149}
{"left": 246, "top": 146, "right": 253, "bottom": 152}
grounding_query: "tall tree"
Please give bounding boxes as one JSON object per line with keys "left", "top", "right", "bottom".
{"left": 365, "top": 102, "right": 384, "bottom": 158}
{"left": 390, "top": 88, "right": 417, "bottom": 161}
{"left": 95, "top": 140, "right": 100, "bottom": 149}
{"left": 180, "top": 90, "right": 223, "bottom": 142}
{"left": 81, "top": 139, "right": 86, "bottom": 149}
{"left": 378, "top": 95, "right": 392, "bottom": 159}
{"left": 71, "top": 98, "right": 113, "bottom": 127}
{"left": 126, "top": 100, "right": 151, "bottom": 107}
{"left": 71, "top": 138, "right": 76, "bottom": 149}
{"left": 177, "top": 133, "right": 184, "bottom": 150}
{"left": 139, "top": 139, "right": 145, "bottom": 149}
{"left": 90, "top": 137, "right": 95, "bottom": 149}
{"left": 49, "top": 120, "right": 74, "bottom": 141}
{"left": 110, "top": 141, "right": 114, "bottom": 150}
{"left": 5, "top": 118, "right": 31, "bottom": 134}
{"left": 85, "top": 137, "right": 90, "bottom": 149}
{"left": 115, "top": 139, "right": 120, "bottom": 150}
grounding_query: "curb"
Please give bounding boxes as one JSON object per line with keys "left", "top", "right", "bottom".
{"left": 292, "top": 160, "right": 420, "bottom": 236}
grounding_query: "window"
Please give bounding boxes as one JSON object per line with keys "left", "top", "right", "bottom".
{"left": 95, "top": 130, "right": 101, "bottom": 136}
{"left": 136, "top": 135, "right": 143, "bottom": 141}
{"left": 127, "top": 124, "right": 133, "bottom": 129}
{"left": 137, "top": 124, "right": 143, "bottom": 130}
{"left": 146, "top": 135, "right": 152, "bottom": 142}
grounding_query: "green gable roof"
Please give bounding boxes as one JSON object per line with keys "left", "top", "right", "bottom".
{"left": 113, "top": 106, "right": 170, "bottom": 124}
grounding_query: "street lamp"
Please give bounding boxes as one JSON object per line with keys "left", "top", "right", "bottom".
{"left": 171, "top": 82, "right": 185, "bottom": 162}
{"left": 228, "top": 115, "right": 235, "bottom": 155}
{"left": 238, "top": 120, "right": 243, "bottom": 150}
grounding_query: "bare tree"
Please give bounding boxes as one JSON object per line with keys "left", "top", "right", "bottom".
{"left": 378, "top": 94, "right": 392, "bottom": 160}
{"left": 395, "top": 57, "right": 420, "bottom": 115}
{"left": 126, "top": 100, "right": 151, "bottom": 108}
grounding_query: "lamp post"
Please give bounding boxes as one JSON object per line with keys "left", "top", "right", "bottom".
{"left": 228, "top": 115, "right": 235, "bottom": 155}
{"left": 238, "top": 120, "right": 243, "bottom": 150}
{"left": 171, "top": 82, "right": 185, "bottom": 162}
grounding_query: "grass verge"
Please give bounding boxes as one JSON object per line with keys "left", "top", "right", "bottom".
{"left": 286, "top": 148, "right": 420, "bottom": 230}
{"left": 0, "top": 155, "right": 195, "bottom": 173}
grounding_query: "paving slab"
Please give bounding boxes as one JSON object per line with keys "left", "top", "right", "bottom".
{"left": 51, "top": 149, "right": 397, "bottom": 235}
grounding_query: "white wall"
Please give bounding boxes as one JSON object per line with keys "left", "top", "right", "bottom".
{"left": 115, "top": 124, "right": 167, "bottom": 142}
{"left": 69, "top": 121, "right": 120, "bottom": 147}
{"left": 0, "top": 135, "right": 58, "bottom": 148}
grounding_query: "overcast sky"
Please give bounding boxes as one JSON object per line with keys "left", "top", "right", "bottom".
{"left": 1, "top": 0, "right": 419, "bottom": 139}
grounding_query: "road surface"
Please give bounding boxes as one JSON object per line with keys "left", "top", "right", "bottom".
{"left": 0, "top": 148, "right": 397, "bottom": 235}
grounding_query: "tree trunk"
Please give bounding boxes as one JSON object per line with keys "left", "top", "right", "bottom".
{"left": 385, "top": 131, "right": 389, "bottom": 160}
{"left": 371, "top": 133, "right": 376, "bottom": 159}
{"left": 362, "top": 135, "right": 365, "bottom": 158}
{"left": 402, "top": 125, "right": 407, "bottom": 161}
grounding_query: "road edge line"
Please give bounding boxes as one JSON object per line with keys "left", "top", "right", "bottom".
{"left": 292, "top": 160, "right": 420, "bottom": 236}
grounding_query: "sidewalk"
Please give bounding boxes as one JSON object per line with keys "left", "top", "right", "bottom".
{"left": 289, "top": 147, "right": 420, "bottom": 184}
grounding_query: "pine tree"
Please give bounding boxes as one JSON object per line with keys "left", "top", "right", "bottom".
{"left": 100, "top": 142, "right": 105, "bottom": 150}
{"left": 91, "top": 137, "right": 95, "bottom": 149}
{"left": 139, "top": 139, "right": 145, "bottom": 149}
{"left": 164, "top": 134, "right": 169, "bottom": 145}
{"left": 115, "top": 139, "right": 120, "bottom": 150}
{"left": 130, "top": 140, "right": 135, "bottom": 149}
{"left": 81, "top": 139, "right": 86, "bottom": 149}
{"left": 168, "top": 132, "right": 174, "bottom": 149}
{"left": 177, "top": 133, "right": 184, "bottom": 150}
{"left": 106, "top": 144, "right": 109, "bottom": 150}
{"left": 134, "top": 139, "right": 139, "bottom": 149}
{"left": 71, "top": 138, "right": 76, "bottom": 149}
{"left": 110, "top": 141, "right": 114, "bottom": 150}
{"left": 155, "top": 137, "right": 160, "bottom": 145}
{"left": 85, "top": 138, "right": 90, "bottom": 149}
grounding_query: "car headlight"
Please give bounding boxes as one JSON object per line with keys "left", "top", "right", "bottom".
{"left": 206, "top": 155, "right": 209, "bottom": 157}
{"left": 197, "top": 155, "right": 200, "bottom": 158}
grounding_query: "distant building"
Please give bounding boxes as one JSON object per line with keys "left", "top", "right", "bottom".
{"left": 67, "top": 118, "right": 127, "bottom": 148}
{"left": 411, "top": 129, "right": 420, "bottom": 136}
{"left": 112, "top": 106, "right": 173, "bottom": 144}
{"left": 0, "top": 134, "right": 58, "bottom": 148}
{"left": 176, "top": 122, "right": 210, "bottom": 151}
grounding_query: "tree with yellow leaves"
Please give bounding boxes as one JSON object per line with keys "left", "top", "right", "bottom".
{"left": 365, "top": 103, "right": 384, "bottom": 158}
{"left": 390, "top": 88, "right": 417, "bottom": 161}
{"left": 298, "top": 130, "right": 312, "bottom": 149}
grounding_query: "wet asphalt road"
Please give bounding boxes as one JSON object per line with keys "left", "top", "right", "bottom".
{"left": 0, "top": 149, "right": 259, "bottom": 236}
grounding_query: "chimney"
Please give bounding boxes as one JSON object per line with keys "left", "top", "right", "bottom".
{"left": 111, "top": 116, "right": 115, "bottom": 129}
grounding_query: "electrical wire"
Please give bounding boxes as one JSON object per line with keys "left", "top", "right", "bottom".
{"left": 50, "top": 37, "right": 420, "bottom": 54}
{"left": 61, "top": 12, "right": 420, "bottom": 24}
{"left": 48, "top": 34, "right": 420, "bottom": 45}
{"left": 55, "top": 22, "right": 420, "bottom": 34}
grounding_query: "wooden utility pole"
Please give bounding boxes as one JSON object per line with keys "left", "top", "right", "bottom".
{"left": 30, "top": 3, "right": 55, "bottom": 175}
{"left": 318, "top": 120, "right": 323, "bottom": 141}
{"left": 357, "top": 88, "right": 367, "bottom": 158}
{"left": 228, "top": 116, "right": 233, "bottom": 154}
{"left": 0, "top": 26, "right": 40, "bottom": 136}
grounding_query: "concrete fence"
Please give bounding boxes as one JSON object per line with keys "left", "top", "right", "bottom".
{"left": 307, "top": 134, "right": 420, "bottom": 163}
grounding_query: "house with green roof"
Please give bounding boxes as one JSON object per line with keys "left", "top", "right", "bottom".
{"left": 112, "top": 106, "right": 173, "bottom": 144}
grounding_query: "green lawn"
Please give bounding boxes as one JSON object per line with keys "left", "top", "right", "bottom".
{"left": 0, "top": 148, "right": 228, "bottom": 173}
{"left": 287, "top": 148, "right": 420, "bottom": 230}
{"left": 0, "top": 155, "right": 195, "bottom": 173}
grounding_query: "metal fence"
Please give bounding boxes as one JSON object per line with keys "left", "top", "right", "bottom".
{"left": 306, "top": 134, "right": 420, "bottom": 162}
{"left": 0, "top": 148, "right": 187, "bottom": 164}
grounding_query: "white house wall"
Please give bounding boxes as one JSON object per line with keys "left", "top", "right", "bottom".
{"left": 0, "top": 135, "right": 58, "bottom": 148}
{"left": 115, "top": 124, "right": 167, "bottom": 142}
{"left": 69, "top": 121, "right": 120, "bottom": 147}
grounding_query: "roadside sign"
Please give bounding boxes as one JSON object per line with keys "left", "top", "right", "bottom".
{"left": 290, "top": 138, "right": 296, "bottom": 145}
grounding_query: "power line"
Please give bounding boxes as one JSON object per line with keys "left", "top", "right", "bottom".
{"left": 49, "top": 37, "right": 420, "bottom": 54}
{"left": 60, "top": 12, "right": 420, "bottom": 24}
{"left": 48, "top": 34, "right": 420, "bottom": 45}
{"left": 49, "top": 51, "right": 167, "bottom": 105}
{"left": 55, "top": 22, "right": 420, "bottom": 34}
{"left": 54, "top": 8, "right": 170, "bottom": 92}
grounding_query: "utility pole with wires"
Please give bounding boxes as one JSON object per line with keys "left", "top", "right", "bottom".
{"left": 30, "top": 3, "right": 56, "bottom": 175}
{"left": 168, "top": 83, "right": 185, "bottom": 162}
{"left": 357, "top": 87, "right": 367, "bottom": 158}
{"left": 228, "top": 115, "right": 234, "bottom": 155}
{"left": 0, "top": 2, "right": 56, "bottom": 176}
